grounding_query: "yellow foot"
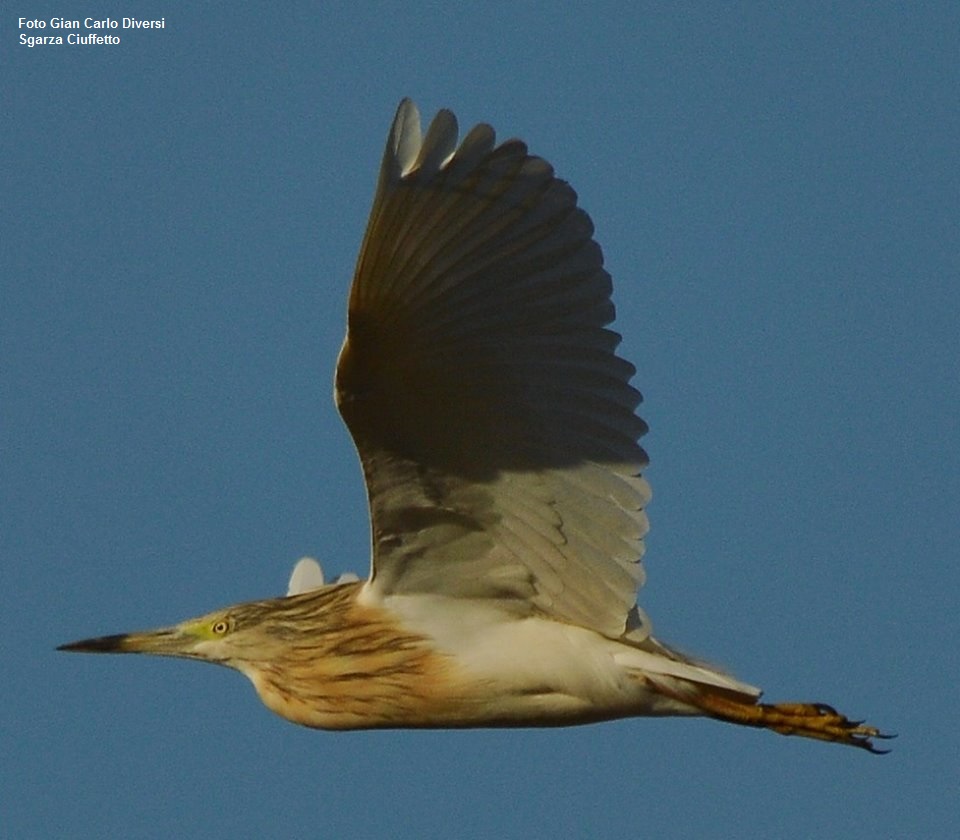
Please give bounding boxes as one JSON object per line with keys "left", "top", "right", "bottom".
{"left": 656, "top": 682, "right": 895, "bottom": 753}
{"left": 745, "top": 701, "right": 894, "bottom": 753}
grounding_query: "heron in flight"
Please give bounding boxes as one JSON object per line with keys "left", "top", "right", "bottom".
{"left": 60, "top": 99, "right": 889, "bottom": 752}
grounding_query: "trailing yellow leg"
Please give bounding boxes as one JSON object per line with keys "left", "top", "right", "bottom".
{"left": 652, "top": 679, "right": 893, "bottom": 753}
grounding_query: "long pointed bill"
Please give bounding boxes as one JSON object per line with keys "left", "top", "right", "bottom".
{"left": 58, "top": 627, "right": 194, "bottom": 657}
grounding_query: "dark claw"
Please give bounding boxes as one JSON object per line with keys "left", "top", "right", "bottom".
{"left": 859, "top": 731, "right": 896, "bottom": 754}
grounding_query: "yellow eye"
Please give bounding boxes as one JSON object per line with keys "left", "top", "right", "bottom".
{"left": 212, "top": 619, "right": 230, "bottom": 635}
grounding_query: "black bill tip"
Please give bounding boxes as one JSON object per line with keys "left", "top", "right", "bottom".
{"left": 57, "top": 633, "right": 130, "bottom": 653}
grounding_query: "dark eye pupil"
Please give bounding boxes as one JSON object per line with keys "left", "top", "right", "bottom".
{"left": 215, "top": 622, "right": 227, "bottom": 633}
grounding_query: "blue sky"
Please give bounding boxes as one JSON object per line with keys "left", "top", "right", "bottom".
{"left": 4, "top": 3, "right": 958, "bottom": 838}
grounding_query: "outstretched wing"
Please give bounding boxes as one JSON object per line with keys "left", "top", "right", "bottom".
{"left": 335, "top": 99, "right": 651, "bottom": 639}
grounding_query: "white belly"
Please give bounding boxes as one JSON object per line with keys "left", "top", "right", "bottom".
{"left": 380, "top": 592, "right": 717, "bottom": 725}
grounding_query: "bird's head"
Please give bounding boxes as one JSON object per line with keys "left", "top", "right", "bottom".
{"left": 59, "top": 581, "right": 364, "bottom": 681}
{"left": 57, "top": 599, "right": 290, "bottom": 669}
{"left": 58, "top": 581, "right": 425, "bottom": 730}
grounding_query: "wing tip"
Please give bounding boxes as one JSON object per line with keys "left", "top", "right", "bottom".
{"left": 384, "top": 98, "right": 464, "bottom": 181}
{"left": 287, "top": 557, "right": 325, "bottom": 595}
{"left": 384, "top": 99, "right": 508, "bottom": 185}
{"left": 383, "top": 98, "right": 422, "bottom": 181}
